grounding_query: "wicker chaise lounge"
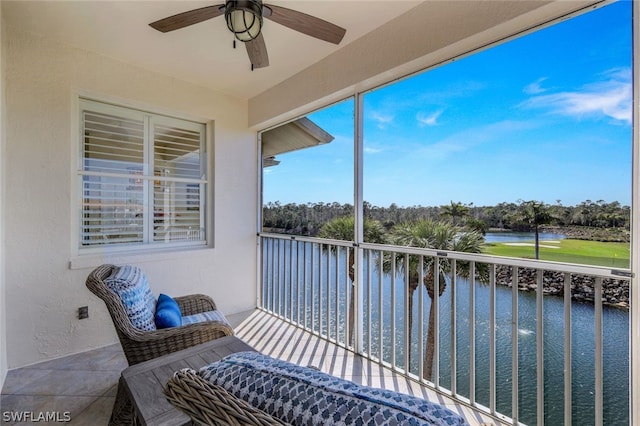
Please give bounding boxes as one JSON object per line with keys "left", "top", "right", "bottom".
{"left": 165, "top": 368, "right": 287, "bottom": 426}
{"left": 86, "top": 263, "right": 234, "bottom": 425}
{"left": 164, "top": 351, "right": 470, "bottom": 426}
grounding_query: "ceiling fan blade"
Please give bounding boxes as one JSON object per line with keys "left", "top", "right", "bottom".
{"left": 264, "top": 4, "right": 346, "bottom": 45}
{"left": 149, "top": 5, "right": 225, "bottom": 33}
{"left": 245, "top": 33, "right": 270, "bottom": 69}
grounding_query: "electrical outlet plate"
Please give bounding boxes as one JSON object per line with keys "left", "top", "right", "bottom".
{"left": 78, "top": 306, "right": 89, "bottom": 319}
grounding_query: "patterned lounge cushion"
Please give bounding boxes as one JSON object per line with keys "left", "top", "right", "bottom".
{"left": 199, "top": 352, "right": 468, "bottom": 426}
{"left": 181, "top": 310, "right": 231, "bottom": 327}
{"left": 104, "top": 265, "right": 156, "bottom": 331}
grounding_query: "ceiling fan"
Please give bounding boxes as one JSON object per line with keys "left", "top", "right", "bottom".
{"left": 149, "top": 0, "right": 347, "bottom": 69}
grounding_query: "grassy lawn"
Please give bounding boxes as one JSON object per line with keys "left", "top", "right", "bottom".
{"left": 482, "top": 238, "right": 630, "bottom": 268}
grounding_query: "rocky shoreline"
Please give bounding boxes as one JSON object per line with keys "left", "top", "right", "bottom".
{"left": 495, "top": 265, "right": 629, "bottom": 310}
{"left": 540, "top": 225, "right": 630, "bottom": 242}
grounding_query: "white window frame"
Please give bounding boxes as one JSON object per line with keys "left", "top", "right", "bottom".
{"left": 73, "top": 98, "right": 210, "bottom": 259}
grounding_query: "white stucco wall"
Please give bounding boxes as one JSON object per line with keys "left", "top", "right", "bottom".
{"left": 4, "top": 26, "right": 258, "bottom": 368}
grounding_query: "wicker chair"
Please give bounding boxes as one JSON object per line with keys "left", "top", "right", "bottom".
{"left": 86, "top": 264, "right": 235, "bottom": 426}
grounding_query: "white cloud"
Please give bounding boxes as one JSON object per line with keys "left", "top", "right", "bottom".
{"left": 368, "top": 111, "right": 394, "bottom": 129}
{"left": 521, "top": 68, "right": 631, "bottom": 123}
{"left": 416, "top": 110, "right": 443, "bottom": 127}
{"left": 364, "top": 146, "right": 383, "bottom": 154}
{"left": 523, "top": 77, "right": 548, "bottom": 95}
{"left": 416, "top": 120, "right": 535, "bottom": 161}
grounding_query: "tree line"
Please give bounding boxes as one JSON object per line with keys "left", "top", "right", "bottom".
{"left": 263, "top": 199, "right": 630, "bottom": 239}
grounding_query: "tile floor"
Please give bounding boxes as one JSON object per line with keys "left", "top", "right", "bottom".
{"left": 1, "top": 310, "right": 503, "bottom": 425}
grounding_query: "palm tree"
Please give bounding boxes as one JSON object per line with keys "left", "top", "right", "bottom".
{"left": 390, "top": 219, "right": 487, "bottom": 380}
{"left": 318, "top": 216, "right": 386, "bottom": 344}
{"left": 515, "top": 200, "right": 553, "bottom": 260}
{"left": 440, "top": 201, "right": 470, "bottom": 226}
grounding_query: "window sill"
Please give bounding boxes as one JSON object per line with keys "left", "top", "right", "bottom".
{"left": 69, "top": 246, "right": 215, "bottom": 270}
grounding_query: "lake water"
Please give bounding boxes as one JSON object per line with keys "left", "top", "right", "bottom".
{"left": 358, "top": 269, "right": 629, "bottom": 425}
{"left": 484, "top": 231, "right": 566, "bottom": 243}
{"left": 440, "top": 279, "right": 628, "bottom": 425}
{"left": 263, "top": 236, "right": 630, "bottom": 425}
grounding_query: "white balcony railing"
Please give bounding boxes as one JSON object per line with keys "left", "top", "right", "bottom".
{"left": 259, "top": 233, "right": 631, "bottom": 426}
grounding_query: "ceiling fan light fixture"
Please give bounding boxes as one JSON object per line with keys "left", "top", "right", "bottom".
{"left": 150, "top": 1, "right": 346, "bottom": 69}
{"left": 225, "top": 0, "right": 263, "bottom": 42}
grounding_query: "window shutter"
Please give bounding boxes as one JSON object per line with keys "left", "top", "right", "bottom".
{"left": 78, "top": 99, "right": 207, "bottom": 251}
{"left": 81, "top": 108, "right": 145, "bottom": 246}
{"left": 82, "top": 111, "right": 144, "bottom": 174}
{"left": 152, "top": 120, "right": 205, "bottom": 242}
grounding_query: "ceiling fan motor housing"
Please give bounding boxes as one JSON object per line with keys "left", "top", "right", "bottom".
{"left": 225, "top": 0, "right": 263, "bottom": 42}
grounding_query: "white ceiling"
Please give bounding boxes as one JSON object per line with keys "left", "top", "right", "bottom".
{"left": 2, "top": 0, "right": 422, "bottom": 100}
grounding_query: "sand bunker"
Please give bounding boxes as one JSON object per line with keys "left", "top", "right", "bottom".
{"left": 503, "top": 240, "right": 561, "bottom": 249}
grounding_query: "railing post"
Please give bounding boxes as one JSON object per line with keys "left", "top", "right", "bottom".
{"left": 512, "top": 266, "right": 519, "bottom": 425}
{"left": 335, "top": 246, "right": 340, "bottom": 342}
{"left": 289, "top": 239, "right": 294, "bottom": 322}
{"left": 318, "top": 243, "right": 323, "bottom": 334}
{"left": 404, "top": 254, "right": 410, "bottom": 374}
{"left": 489, "top": 263, "right": 496, "bottom": 415}
{"left": 257, "top": 234, "right": 263, "bottom": 309}
{"left": 303, "top": 241, "right": 308, "bottom": 329}
{"left": 563, "top": 273, "right": 572, "bottom": 426}
{"left": 378, "top": 249, "right": 384, "bottom": 361}
{"left": 391, "top": 253, "right": 397, "bottom": 366}
{"left": 311, "top": 243, "right": 316, "bottom": 333}
{"left": 469, "top": 261, "right": 476, "bottom": 405}
{"left": 595, "top": 277, "right": 603, "bottom": 426}
{"left": 277, "top": 238, "right": 281, "bottom": 314}
{"left": 419, "top": 256, "right": 425, "bottom": 382}
{"left": 450, "top": 259, "right": 457, "bottom": 396}
{"left": 536, "top": 269, "right": 544, "bottom": 425}
{"left": 433, "top": 256, "right": 440, "bottom": 387}
{"left": 354, "top": 244, "right": 364, "bottom": 353}
{"left": 367, "top": 250, "right": 373, "bottom": 355}
{"left": 326, "top": 244, "right": 332, "bottom": 338}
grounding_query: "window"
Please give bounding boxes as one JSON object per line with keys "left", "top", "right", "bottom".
{"left": 78, "top": 99, "right": 207, "bottom": 252}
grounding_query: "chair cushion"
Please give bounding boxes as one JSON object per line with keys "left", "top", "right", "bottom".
{"left": 199, "top": 352, "right": 467, "bottom": 426}
{"left": 181, "top": 310, "right": 230, "bottom": 327}
{"left": 104, "top": 265, "right": 157, "bottom": 331}
{"left": 155, "top": 294, "right": 182, "bottom": 329}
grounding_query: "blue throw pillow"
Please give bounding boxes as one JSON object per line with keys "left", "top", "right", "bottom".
{"left": 155, "top": 293, "right": 182, "bottom": 329}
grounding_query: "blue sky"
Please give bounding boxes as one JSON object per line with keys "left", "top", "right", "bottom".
{"left": 263, "top": 1, "right": 632, "bottom": 208}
